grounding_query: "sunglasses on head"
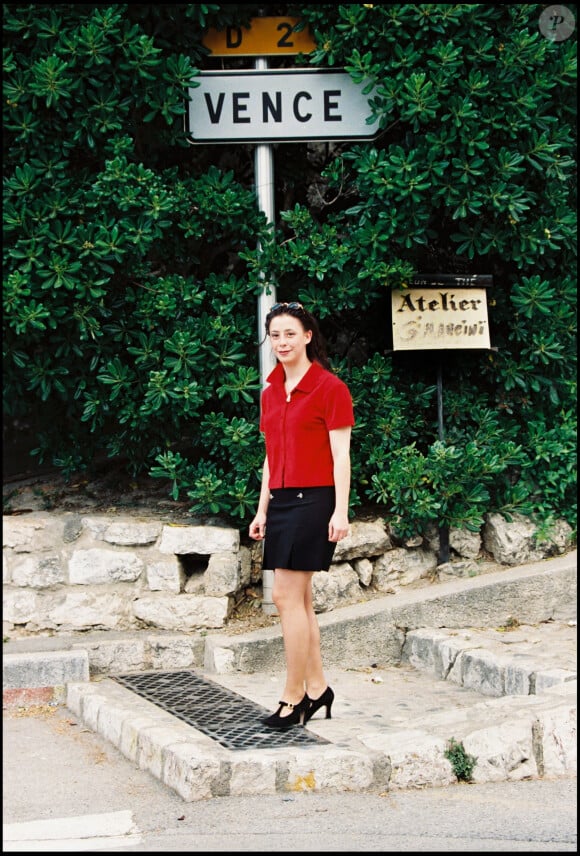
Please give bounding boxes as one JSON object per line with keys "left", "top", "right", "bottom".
{"left": 269, "top": 302, "right": 304, "bottom": 312}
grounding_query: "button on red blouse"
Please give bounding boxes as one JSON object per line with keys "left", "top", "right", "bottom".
{"left": 260, "top": 361, "right": 355, "bottom": 488}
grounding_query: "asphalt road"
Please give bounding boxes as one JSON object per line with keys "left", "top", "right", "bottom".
{"left": 3, "top": 704, "right": 576, "bottom": 853}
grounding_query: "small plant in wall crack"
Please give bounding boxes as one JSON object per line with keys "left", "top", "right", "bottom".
{"left": 444, "top": 737, "right": 477, "bottom": 782}
{"left": 500, "top": 615, "right": 521, "bottom": 631}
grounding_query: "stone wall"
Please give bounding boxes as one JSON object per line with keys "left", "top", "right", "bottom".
{"left": 2, "top": 510, "right": 574, "bottom": 638}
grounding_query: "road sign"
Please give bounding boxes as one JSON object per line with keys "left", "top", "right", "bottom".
{"left": 186, "top": 69, "right": 376, "bottom": 143}
{"left": 202, "top": 17, "right": 315, "bottom": 56}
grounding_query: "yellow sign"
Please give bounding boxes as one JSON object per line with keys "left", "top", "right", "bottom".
{"left": 202, "top": 17, "right": 315, "bottom": 56}
{"left": 392, "top": 288, "right": 491, "bottom": 350}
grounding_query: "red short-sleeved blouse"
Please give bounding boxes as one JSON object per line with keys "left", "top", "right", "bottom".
{"left": 259, "top": 361, "right": 355, "bottom": 489}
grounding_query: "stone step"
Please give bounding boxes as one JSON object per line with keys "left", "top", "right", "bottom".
{"left": 3, "top": 551, "right": 576, "bottom": 800}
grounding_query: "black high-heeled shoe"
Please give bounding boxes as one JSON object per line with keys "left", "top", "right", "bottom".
{"left": 262, "top": 694, "right": 310, "bottom": 730}
{"left": 304, "top": 686, "right": 334, "bottom": 723}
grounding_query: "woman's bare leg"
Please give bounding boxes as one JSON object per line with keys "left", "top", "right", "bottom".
{"left": 272, "top": 568, "right": 312, "bottom": 714}
{"left": 304, "top": 576, "right": 328, "bottom": 699}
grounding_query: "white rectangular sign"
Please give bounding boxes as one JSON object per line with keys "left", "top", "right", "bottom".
{"left": 392, "top": 288, "right": 491, "bottom": 350}
{"left": 186, "top": 69, "right": 376, "bottom": 143}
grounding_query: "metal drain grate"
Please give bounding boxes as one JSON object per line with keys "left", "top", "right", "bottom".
{"left": 112, "top": 670, "right": 330, "bottom": 750}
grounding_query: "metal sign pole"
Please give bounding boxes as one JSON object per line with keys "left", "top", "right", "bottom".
{"left": 254, "top": 58, "right": 277, "bottom": 387}
{"left": 437, "top": 359, "right": 450, "bottom": 565}
{"left": 253, "top": 56, "right": 277, "bottom": 614}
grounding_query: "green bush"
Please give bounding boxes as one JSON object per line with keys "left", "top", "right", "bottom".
{"left": 3, "top": 4, "right": 577, "bottom": 536}
{"left": 445, "top": 737, "right": 477, "bottom": 782}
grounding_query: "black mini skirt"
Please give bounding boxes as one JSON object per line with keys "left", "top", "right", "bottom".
{"left": 262, "top": 486, "right": 337, "bottom": 572}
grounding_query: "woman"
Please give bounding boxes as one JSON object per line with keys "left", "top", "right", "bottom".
{"left": 249, "top": 301, "right": 354, "bottom": 730}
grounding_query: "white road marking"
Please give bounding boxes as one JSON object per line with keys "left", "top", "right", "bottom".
{"left": 3, "top": 809, "right": 142, "bottom": 851}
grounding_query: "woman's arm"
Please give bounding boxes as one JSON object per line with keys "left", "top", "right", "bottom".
{"left": 249, "top": 455, "right": 270, "bottom": 540}
{"left": 328, "top": 426, "right": 352, "bottom": 542}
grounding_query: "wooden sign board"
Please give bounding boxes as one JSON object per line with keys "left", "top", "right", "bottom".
{"left": 392, "top": 286, "right": 491, "bottom": 350}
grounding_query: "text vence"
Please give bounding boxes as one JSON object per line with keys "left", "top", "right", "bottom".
{"left": 186, "top": 70, "right": 376, "bottom": 143}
